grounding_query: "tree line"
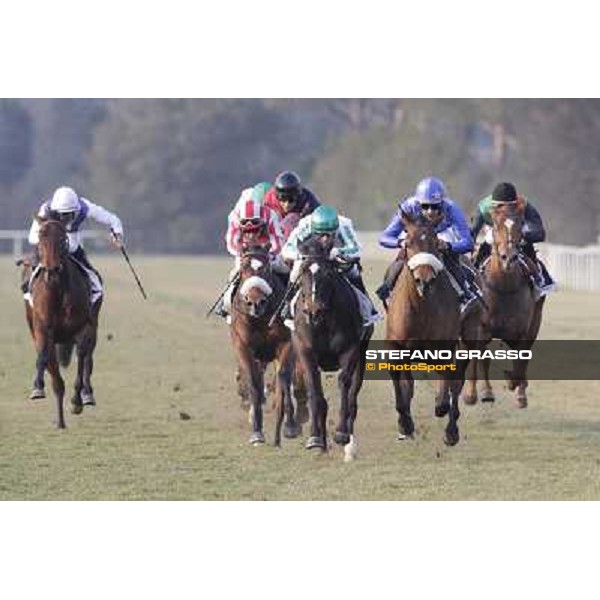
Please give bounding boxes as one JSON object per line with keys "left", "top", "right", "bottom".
{"left": 1, "top": 99, "right": 598, "bottom": 252}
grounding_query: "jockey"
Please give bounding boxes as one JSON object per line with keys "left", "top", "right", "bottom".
{"left": 25, "top": 186, "right": 123, "bottom": 306}
{"left": 281, "top": 204, "right": 382, "bottom": 327}
{"left": 376, "top": 176, "right": 480, "bottom": 312}
{"left": 215, "top": 182, "right": 288, "bottom": 320}
{"left": 471, "top": 181, "right": 556, "bottom": 294}
{"left": 263, "top": 171, "right": 321, "bottom": 219}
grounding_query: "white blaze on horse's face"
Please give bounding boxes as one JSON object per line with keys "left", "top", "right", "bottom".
{"left": 309, "top": 263, "right": 320, "bottom": 304}
{"left": 407, "top": 252, "right": 445, "bottom": 297}
{"left": 505, "top": 218, "right": 514, "bottom": 244}
{"left": 250, "top": 258, "right": 263, "bottom": 272}
{"left": 239, "top": 276, "right": 272, "bottom": 318}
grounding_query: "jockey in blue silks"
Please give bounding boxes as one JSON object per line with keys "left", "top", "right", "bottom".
{"left": 376, "top": 176, "right": 480, "bottom": 312}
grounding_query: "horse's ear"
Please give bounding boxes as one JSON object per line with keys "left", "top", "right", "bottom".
{"left": 400, "top": 209, "right": 415, "bottom": 228}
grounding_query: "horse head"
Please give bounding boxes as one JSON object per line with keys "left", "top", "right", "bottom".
{"left": 297, "top": 237, "right": 338, "bottom": 325}
{"left": 490, "top": 200, "right": 525, "bottom": 270}
{"left": 36, "top": 216, "right": 69, "bottom": 285}
{"left": 400, "top": 210, "right": 444, "bottom": 297}
{"left": 237, "top": 246, "right": 274, "bottom": 318}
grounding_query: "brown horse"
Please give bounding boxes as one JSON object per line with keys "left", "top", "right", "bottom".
{"left": 385, "top": 212, "right": 473, "bottom": 446}
{"left": 291, "top": 237, "right": 372, "bottom": 456}
{"left": 230, "top": 245, "right": 300, "bottom": 446}
{"left": 25, "top": 216, "right": 101, "bottom": 428}
{"left": 462, "top": 201, "right": 544, "bottom": 408}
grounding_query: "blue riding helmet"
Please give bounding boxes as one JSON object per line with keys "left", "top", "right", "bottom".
{"left": 415, "top": 177, "right": 447, "bottom": 205}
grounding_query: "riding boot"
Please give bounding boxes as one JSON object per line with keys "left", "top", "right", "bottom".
{"left": 376, "top": 258, "right": 404, "bottom": 303}
{"left": 473, "top": 242, "right": 491, "bottom": 269}
{"left": 214, "top": 296, "right": 228, "bottom": 318}
{"left": 444, "top": 253, "right": 476, "bottom": 313}
{"left": 348, "top": 266, "right": 383, "bottom": 325}
{"left": 536, "top": 259, "right": 557, "bottom": 293}
{"left": 20, "top": 249, "right": 40, "bottom": 295}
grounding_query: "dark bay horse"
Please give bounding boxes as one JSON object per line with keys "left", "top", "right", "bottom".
{"left": 291, "top": 238, "right": 373, "bottom": 457}
{"left": 230, "top": 245, "right": 300, "bottom": 446}
{"left": 24, "top": 216, "right": 100, "bottom": 428}
{"left": 462, "top": 201, "right": 544, "bottom": 408}
{"left": 385, "top": 212, "right": 473, "bottom": 446}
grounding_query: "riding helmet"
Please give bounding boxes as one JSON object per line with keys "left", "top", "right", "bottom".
{"left": 311, "top": 205, "right": 339, "bottom": 235}
{"left": 415, "top": 177, "right": 447, "bottom": 204}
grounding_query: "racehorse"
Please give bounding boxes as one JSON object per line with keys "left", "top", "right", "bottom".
{"left": 229, "top": 244, "right": 301, "bottom": 446}
{"left": 291, "top": 237, "right": 373, "bottom": 456}
{"left": 385, "top": 211, "right": 470, "bottom": 446}
{"left": 23, "top": 216, "right": 101, "bottom": 428}
{"left": 462, "top": 200, "right": 544, "bottom": 408}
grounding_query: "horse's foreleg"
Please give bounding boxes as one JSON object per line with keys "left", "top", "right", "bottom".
{"left": 461, "top": 358, "right": 479, "bottom": 405}
{"left": 340, "top": 348, "right": 366, "bottom": 459}
{"left": 69, "top": 338, "right": 85, "bottom": 415}
{"left": 46, "top": 345, "right": 66, "bottom": 429}
{"left": 295, "top": 344, "right": 326, "bottom": 451}
{"left": 511, "top": 355, "right": 530, "bottom": 409}
{"left": 435, "top": 379, "right": 451, "bottom": 417}
{"left": 30, "top": 329, "right": 49, "bottom": 400}
{"left": 274, "top": 343, "right": 298, "bottom": 446}
{"left": 236, "top": 344, "right": 265, "bottom": 445}
{"left": 481, "top": 357, "right": 495, "bottom": 403}
{"left": 393, "top": 372, "right": 415, "bottom": 440}
{"left": 79, "top": 321, "right": 99, "bottom": 407}
{"left": 334, "top": 362, "right": 351, "bottom": 447}
{"left": 445, "top": 361, "right": 466, "bottom": 446}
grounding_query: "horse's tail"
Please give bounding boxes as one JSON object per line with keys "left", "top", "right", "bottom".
{"left": 57, "top": 342, "right": 75, "bottom": 368}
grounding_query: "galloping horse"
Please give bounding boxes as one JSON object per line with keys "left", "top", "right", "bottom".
{"left": 385, "top": 211, "right": 472, "bottom": 446}
{"left": 462, "top": 200, "right": 544, "bottom": 408}
{"left": 292, "top": 238, "right": 373, "bottom": 455}
{"left": 24, "top": 216, "right": 100, "bottom": 428}
{"left": 230, "top": 245, "right": 300, "bottom": 446}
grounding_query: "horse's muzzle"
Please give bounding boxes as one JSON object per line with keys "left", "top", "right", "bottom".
{"left": 245, "top": 297, "right": 269, "bottom": 318}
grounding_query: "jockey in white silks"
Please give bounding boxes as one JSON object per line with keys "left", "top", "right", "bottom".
{"left": 280, "top": 204, "right": 382, "bottom": 328}
{"left": 215, "top": 182, "right": 289, "bottom": 320}
{"left": 26, "top": 186, "right": 123, "bottom": 306}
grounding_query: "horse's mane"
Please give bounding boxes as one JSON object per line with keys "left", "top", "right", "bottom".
{"left": 298, "top": 236, "right": 330, "bottom": 260}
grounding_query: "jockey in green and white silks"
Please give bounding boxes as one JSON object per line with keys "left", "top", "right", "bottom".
{"left": 281, "top": 205, "right": 382, "bottom": 327}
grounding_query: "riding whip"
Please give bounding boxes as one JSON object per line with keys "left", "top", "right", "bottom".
{"left": 206, "top": 273, "right": 240, "bottom": 318}
{"left": 112, "top": 229, "right": 147, "bottom": 300}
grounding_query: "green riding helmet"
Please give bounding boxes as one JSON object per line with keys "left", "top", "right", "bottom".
{"left": 311, "top": 205, "right": 339, "bottom": 235}
{"left": 251, "top": 181, "right": 272, "bottom": 204}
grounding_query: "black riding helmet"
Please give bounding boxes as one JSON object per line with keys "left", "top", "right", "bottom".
{"left": 275, "top": 171, "right": 302, "bottom": 204}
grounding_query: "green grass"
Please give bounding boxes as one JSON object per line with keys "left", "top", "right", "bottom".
{"left": 1, "top": 255, "right": 599, "bottom": 499}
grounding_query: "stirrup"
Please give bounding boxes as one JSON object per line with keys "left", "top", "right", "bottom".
{"left": 460, "top": 294, "right": 477, "bottom": 314}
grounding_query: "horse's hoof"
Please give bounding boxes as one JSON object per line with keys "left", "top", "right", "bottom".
{"left": 435, "top": 403, "right": 450, "bottom": 418}
{"left": 249, "top": 432, "right": 265, "bottom": 445}
{"left": 284, "top": 424, "right": 302, "bottom": 439}
{"left": 29, "top": 388, "right": 45, "bottom": 400}
{"left": 305, "top": 436, "right": 326, "bottom": 450}
{"left": 81, "top": 392, "right": 96, "bottom": 406}
{"left": 461, "top": 393, "right": 478, "bottom": 406}
{"left": 334, "top": 431, "right": 351, "bottom": 446}
{"left": 480, "top": 393, "right": 495, "bottom": 403}
{"left": 516, "top": 396, "right": 528, "bottom": 409}
{"left": 70, "top": 401, "right": 83, "bottom": 415}
{"left": 396, "top": 432, "right": 414, "bottom": 442}
{"left": 444, "top": 430, "right": 460, "bottom": 446}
